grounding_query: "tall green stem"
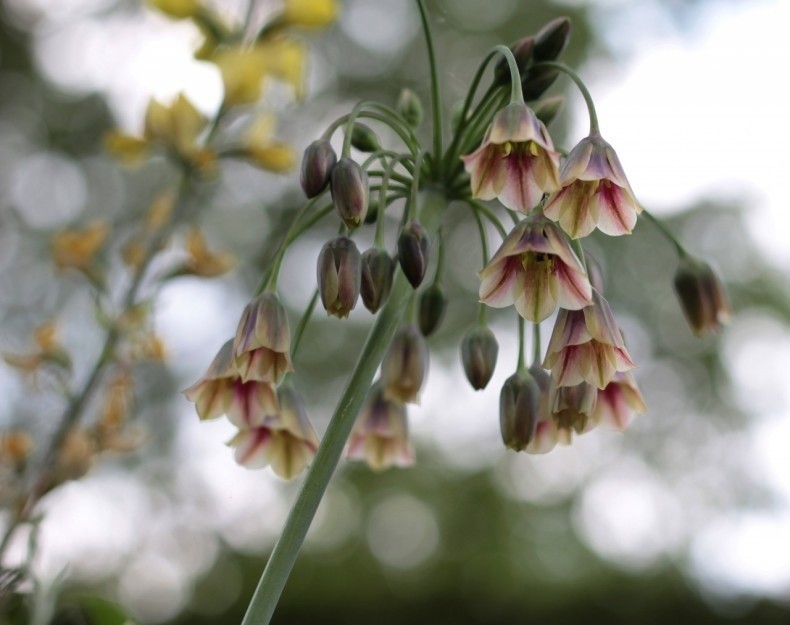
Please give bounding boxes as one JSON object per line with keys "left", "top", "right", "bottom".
{"left": 240, "top": 189, "right": 446, "bottom": 625}
{"left": 531, "top": 61, "right": 599, "bottom": 135}
{"left": 415, "top": 0, "right": 442, "bottom": 174}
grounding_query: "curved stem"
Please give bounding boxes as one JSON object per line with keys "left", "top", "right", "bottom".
{"left": 531, "top": 61, "right": 599, "bottom": 135}
{"left": 376, "top": 155, "right": 413, "bottom": 247}
{"left": 640, "top": 207, "right": 687, "bottom": 257}
{"left": 291, "top": 289, "right": 319, "bottom": 360}
{"left": 240, "top": 189, "right": 447, "bottom": 625}
{"left": 415, "top": 0, "right": 443, "bottom": 175}
{"left": 467, "top": 199, "right": 507, "bottom": 238}
{"left": 470, "top": 202, "right": 489, "bottom": 264}
{"left": 492, "top": 44, "right": 524, "bottom": 104}
{"left": 324, "top": 109, "right": 419, "bottom": 157}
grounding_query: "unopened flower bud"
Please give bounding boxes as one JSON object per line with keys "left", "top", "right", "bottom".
{"left": 494, "top": 36, "right": 535, "bottom": 86}
{"left": 534, "top": 17, "right": 571, "bottom": 62}
{"left": 533, "top": 95, "right": 564, "bottom": 127}
{"left": 397, "top": 88, "right": 424, "bottom": 127}
{"left": 522, "top": 65, "right": 559, "bottom": 101}
{"left": 331, "top": 157, "right": 369, "bottom": 229}
{"left": 397, "top": 222, "right": 430, "bottom": 289}
{"left": 673, "top": 255, "right": 731, "bottom": 336}
{"left": 317, "top": 236, "right": 361, "bottom": 318}
{"left": 500, "top": 371, "right": 540, "bottom": 451}
{"left": 418, "top": 284, "right": 447, "bottom": 337}
{"left": 300, "top": 139, "right": 336, "bottom": 198}
{"left": 360, "top": 247, "right": 395, "bottom": 313}
{"left": 381, "top": 324, "right": 429, "bottom": 404}
{"left": 461, "top": 326, "right": 499, "bottom": 390}
{"left": 350, "top": 123, "right": 380, "bottom": 153}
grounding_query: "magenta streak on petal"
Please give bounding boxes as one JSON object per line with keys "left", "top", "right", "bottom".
{"left": 238, "top": 428, "right": 272, "bottom": 464}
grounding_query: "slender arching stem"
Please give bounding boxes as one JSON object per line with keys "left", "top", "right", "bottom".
{"left": 415, "top": 0, "right": 443, "bottom": 175}
{"left": 466, "top": 199, "right": 508, "bottom": 238}
{"left": 640, "top": 207, "right": 688, "bottom": 257}
{"left": 531, "top": 322, "right": 542, "bottom": 367}
{"left": 531, "top": 61, "right": 599, "bottom": 135}
{"left": 291, "top": 289, "right": 320, "bottom": 359}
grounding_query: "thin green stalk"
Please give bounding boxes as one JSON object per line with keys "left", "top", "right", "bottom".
{"left": 291, "top": 290, "right": 319, "bottom": 359}
{"left": 376, "top": 155, "right": 413, "bottom": 247}
{"left": 531, "top": 61, "right": 599, "bottom": 135}
{"left": 324, "top": 109, "right": 419, "bottom": 156}
{"left": 640, "top": 207, "right": 687, "bottom": 257}
{"left": 240, "top": 189, "right": 446, "bottom": 625}
{"left": 470, "top": 201, "right": 489, "bottom": 264}
{"left": 531, "top": 322, "right": 542, "bottom": 367}
{"left": 415, "top": 0, "right": 443, "bottom": 174}
{"left": 517, "top": 315, "right": 526, "bottom": 371}
{"left": 492, "top": 44, "right": 524, "bottom": 104}
{"left": 467, "top": 199, "right": 507, "bottom": 238}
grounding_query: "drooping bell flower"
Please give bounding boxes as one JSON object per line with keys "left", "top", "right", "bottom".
{"left": 524, "top": 364, "right": 560, "bottom": 454}
{"left": 543, "top": 134, "right": 641, "bottom": 239}
{"left": 232, "top": 293, "right": 294, "bottom": 384}
{"left": 381, "top": 325, "right": 429, "bottom": 404}
{"left": 479, "top": 217, "right": 592, "bottom": 322}
{"left": 183, "top": 340, "right": 238, "bottom": 421}
{"left": 543, "top": 289, "right": 635, "bottom": 389}
{"left": 347, "top": 383, "right": 414, "bottom": 471}
{"left": 227, "top": 383, "right": 320, "bottom": 479}
{"left": 591, "top": 372, "right": 647, "bottom": 431}
{"left": 549, "top": 381, "right": 598, "bottom": 445}
{"left": 461, "top": 102, "right": 560, "bottom": 213}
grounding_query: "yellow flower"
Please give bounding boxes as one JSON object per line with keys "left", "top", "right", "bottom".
{"left": 121, "top": 238, "right": 146, "bottom": 270}
{"left": 145, "top": 94, "right": 206, "bottom": 155}
{"left": 145, "top": 192, "right": 176, "bottom": 232}
{"left": 212, "top": 46, "right": 269, "bottom": 107}
{"left": 0, "top": 431, "right": 34, "bottom": 470}
{"left": 148, "top": 0, "right": 201, "bottom": 19}
{"left": 259, "top": 38, "right": 307, "bottom": 99}
{"left": 103, "top": 131, "right": 149, "bottom": 166}
{"left": 242, "top": 115, "right": 295, "bottom": 172}
{"left": 52, "top": 222, "right": 108, "bottom": 272}
{"left": 184, "top": 228, "right": 236, "bottom": 277}
{"left": 283, "top": 0, "right": 338, "bottom": 28}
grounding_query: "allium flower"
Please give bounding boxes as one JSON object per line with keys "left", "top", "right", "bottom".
{"left": 461, "top": 102, "right": 560, "bottom": 212}
{"left": 381, "top": 325, "right": 429, "bottom": 404}
{"left": 347, "top": 383, "right": 414, "bottom": 471}
{"left": 543, "top": 290, "right": 635, "bottom": 389}
{"left": 228, "top": 384, "right": 319, "bottom": 479}
{"left": 524, "top": 365, "right": 560, "bottom": 454}
{"left": 479, "top": 217, "right": 592, "bottom": 322}
{"left": 592, "top": 372, "right": 647, "bottom": 431}
{"left": 550, "top": 381, "right": 597, "bottom": 444}
{"left": 673, "top": 254, "right": 731, "bottom": 336}
{"left": 543, "top": 134, "right": 641, "bottom": 238}
{"left": 233, "top": 293, "right": 294, "bottom": 384}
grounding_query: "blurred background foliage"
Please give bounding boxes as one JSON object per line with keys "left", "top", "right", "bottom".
{"left": 1, "top": 0, "right": 789, "bottom": 623}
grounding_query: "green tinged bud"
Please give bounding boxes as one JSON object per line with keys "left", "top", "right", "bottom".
{"left": 522, "top": 65, "right": 559, "bottom": 101}
{"left": 533, "top": 17, "right": 571, "bottom": 62}
{"left": 418, "top": 285, "right": 447, "bottom": 337}
{"left": 381, "top": 324, "right": 429, "bottom": 404}
{"left": 349, "top": 123, "right": 380, "bottom": 153}
{"left": 461, "top": 326, "right": 499, "bottom": 390}
{"left": 397, "top": 221, "right": 430, "bottom": 289}
{"left": 317, "top": 236, "right": 361, "bottom": 318}
{"left": 493, "top": 36, "right": 535, "bottom": 86}
{"left": 500, "top": 370, "right": 540, "bottom": 451}
{"left": 533, "top": 95, "right": 564, "bottom": 127}
{"left": 397, "top": 88, "right": 424, "bottom": 127}
{"left": 331, "top": 157, "right": 369, "bottom": 229}
{"left": 673, "top": 255, "right": 731, "bottom": 336}
{"left": 300, "top": 139, "right": 337, "bottom": 199}
{"left": 360, "top": 247, "right": 395, "bottom": 313}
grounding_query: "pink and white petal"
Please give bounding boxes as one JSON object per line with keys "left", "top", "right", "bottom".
{"left": 184, "top": 378, "right": 232, "bottom": 421}
{"left": 550, "top": 345, "right": 588, "bottom": 387}
{"left": 613, "top": 346, "right": 636, "bottom": 372}
{"left": 514, "top": 266, "right": 558, "bottom": 322}
{"left": 584, "top": 343, "right": 618, "bottom": 389}
{"left": 591, "top": 183, "right": 639, "bottom": 236}
{"left": 268, "top": 432, "right": 316, "bottom": 479}
{"left": 489, "top": 103, "right": 539, "bottom": 144}
{"left": 555, "top": 183, "right": 599, "bottom": 239}
{"left": 525, "top": 419, "right": 560, "bottom": 454}
{"left": 543, "top": 223, "right": 586, "bottom": 273}
{"left": 498, "top": 151, "right": 545, "bottom": 213}
{"left": 229, "top": 427, "right": 275, "bottom": 469}
{"left": 602, "top": 142, "right": 635, "bottom": 192}
{"left": 226, "top": 380, "right": 279, "bottom": 429}
{"left": 583, "top": 291, "right": 625, "bottom": 347}
{"left": 479, "top": 258, "right": 519, "bottom": 308}
{"left": 532, "top": 149, "right": 561, "bottom": 194}
{"left": 462, "top": 144, "right": 506, "bottom": 200}
{"left": 554, "top": 263, "right": 593, "bottom": 311}
{"left": 559, "top": 138, "right": 594, "bottom": 184}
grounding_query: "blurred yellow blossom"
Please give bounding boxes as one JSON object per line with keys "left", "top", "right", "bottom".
{"left": 121, "top": 238, "right": 146, "bottom": 270}
{"left": 0, "top": 431, "right": 34, "bottom": 470}
{"left": 213, "top": 46, "right": 269, "bottom": 107}
{"left": 57, "top": 429, "right": 95, "bottom": 480}
{"left": 3, "top": 321, "right": 70, "bottom": 377}
{"left": 243, "top": 115, "right": 296, "bottom": 172}
{"left": 283, "top": 0, "right": 338, "bottom": 28}
{"left": 259, "top": 38, "right": 307, "bottom": 98}
{"left": 52, "top": 222, "right": 108, "bottom": 272}
{"left": 103, "top": 131, "right": 149, "bottom": 166}
{"left": 148, "top": 0, "right": 201, "bottom": 20}
{"left": 145, "top": 192, "right": 176, "bottom": 233}
{"left": 184, "top": 228, "right": 236, "bottom": 277}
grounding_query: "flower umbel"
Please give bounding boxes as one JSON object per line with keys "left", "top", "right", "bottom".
{"left": 544, "top": 134, "right": 641, "bottom": 238}
{"left": 479, "top": 217, "right": 592, "bottom": 322}
{"left": 462, "top": 102, "right": 560, "bottom": 212}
